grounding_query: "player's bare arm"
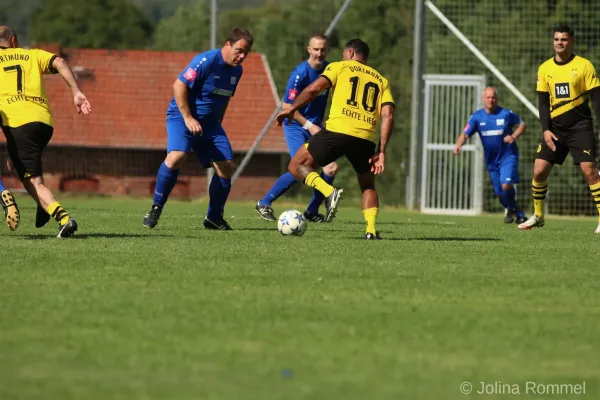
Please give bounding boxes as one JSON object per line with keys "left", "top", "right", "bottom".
{"left": 281, "top": 102, "right": 321, "bottom": 135}
{"left": 173, "top": 79, "right": 202, "bottom": 134}
{"left": 587, "top": 86, "right": 600, "bottom": 120}
{"left": 52, "top": 57, "right": 91, "bottom": 115}
{"left": 371, "top": 103, "right": 395, "bottom": 175}
{"left": 276, "top": 77, "right": 331, "bottom": 126}
{"left": 505, "top": 121, "right": 526, "bottom": 144}
{"left": 453, "top": 133, "right": 469, "bottom": 155}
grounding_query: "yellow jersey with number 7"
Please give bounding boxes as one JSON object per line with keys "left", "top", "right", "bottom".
{"left": 320, "top": 60, "right": 394, "bottom": 142}
{"left": 0, "top": 48, "right": 57, "bottom": 128}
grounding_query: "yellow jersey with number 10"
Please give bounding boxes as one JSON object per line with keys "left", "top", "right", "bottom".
{"left": 321, "top": 60, "right": 394, "bottom": 142}
{"left": 0, "top": 48, "right": 57, "bottom": 128}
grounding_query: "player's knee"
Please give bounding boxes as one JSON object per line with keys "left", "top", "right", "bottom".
{"left": 165, "top": 151, "right": 186, "bottom": 169}
{"left": 501, "top": 183, "right": 513, "bottom": 191}
{"left": 323, "top": 162, "right": 338, "bottom": 177}
{"left": 581, "top": 166, "right": 600, "bottom": 184}
{"left": 213, "top": 160, "right": 234, "bottom": 179}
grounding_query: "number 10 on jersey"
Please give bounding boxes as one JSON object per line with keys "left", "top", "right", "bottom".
{"left": 346, "top": 76, "right": 380, "bottom": 113}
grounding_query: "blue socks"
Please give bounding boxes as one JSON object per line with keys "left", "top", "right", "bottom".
{"left": 503, "top": 187, "right": 524, "bottom": 217}
{"left": 153, "top": 162, "right": 180, "bottom": 208}
{"left": 306, "top": 171, "right": 334, "bottom": 215}
{"left": 259, "top": 172, "right": 297, "bottom": 206}
{"left": 0, "top": 178, "right": 5, "bottom": 192}
{"left": 207, "top": 174, "right": 232, "bottom": 220}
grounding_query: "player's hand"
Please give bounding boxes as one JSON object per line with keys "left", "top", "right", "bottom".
{"left": 308, "top": 124, "right": 322, "bottom": 136}
{"left": 370, "top": 151, "right": 385, "bottom": 175}
{"left": 452, "top": 145, "right": 461, "bottom": 155}
{"left": 184, "top": 117, "right": 203, "bottom": 135}
{"left": 504, "top": 135, "right": 515, "bottom": 144}
{"left": 275, "top": 109, "right": 295, "bottom": 127}
{"left": 543, "top": 130, "right": 558, "bottom": 151}
{"left": 74, "top": 92, "right": 91, "bottom": 115}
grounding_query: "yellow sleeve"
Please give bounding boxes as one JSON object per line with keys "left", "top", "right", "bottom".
{"left": 33, "top": 49, "right": 58, "bottom": 74}
{"left": 321, "top": 62, "right": 342, "bottom": 87}
{"left": 584, "top": 60, "right": 600, "bottom": 92}
{"left": 381, "top": 81, "right": 394, "bottom": 107}
{"left": 536, "top": 64, "right": 548, "bottom": 93}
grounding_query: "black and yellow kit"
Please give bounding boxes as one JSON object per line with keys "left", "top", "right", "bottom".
{"left": 536, "top": 54, "right": 600, "bottom": 165}
{"left": 0, "top": 47, "right": 58, "bottom": 179}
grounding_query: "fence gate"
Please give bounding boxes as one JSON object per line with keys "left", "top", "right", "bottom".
{"left": 420, "top": 74, "right": 485, "bottom": 215}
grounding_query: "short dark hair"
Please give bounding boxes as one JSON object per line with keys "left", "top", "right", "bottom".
{"left": 554, "top": 24, "right": 574, "bottom": 37}
{"left": 345, "top": 38, "right": 370, "bottom": 60}
{"left": 0, "top": 26, "right": 17, "bottom": 43}
{"left": 226, "top": 28, "right": 253, "bottom": 47}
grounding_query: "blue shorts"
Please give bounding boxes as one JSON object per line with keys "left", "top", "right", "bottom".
{"left": 487, "top": 155, "right": 520, "bottom": 193}
{"left": 283, "top": 124, "right": 311, "bottom": 157}
{"left": 166, "top": 117, "right": 234, "bottom": 168}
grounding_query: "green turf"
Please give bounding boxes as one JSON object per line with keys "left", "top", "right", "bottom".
{"left": 0, "top": 195, "right": 598, "bottom": 399}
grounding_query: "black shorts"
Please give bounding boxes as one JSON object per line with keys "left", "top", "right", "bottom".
{"left": 535, "top": 119, "right": 597, "bottom": 165}
{"left": 307, "top": 129, "right": 376, "bottom": 174}
{"left": 2, "top": 122, "right": 53, "bottom": 180}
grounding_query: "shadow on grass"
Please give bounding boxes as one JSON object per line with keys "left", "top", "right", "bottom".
{"left": 345, "top": 236, "right": 502, "bottom": 242}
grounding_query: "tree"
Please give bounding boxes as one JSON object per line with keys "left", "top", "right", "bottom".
{"left": 30, "top": 0, "right": 153, "bottom": 49}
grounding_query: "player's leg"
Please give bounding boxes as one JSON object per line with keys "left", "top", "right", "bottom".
{"left": 255, "top": 125, "right": 307, "bottom": 221}
{"left": 357, "top": 171, "right": 380, "bottom": 240}
{"left": 518, "top": 140, "right": 564, "bottom": 230}
{"left": 144, "top": 118, "right": 190, "bottom": 229}
{"left": 346, "top": 136, "right": 379, "bottom": 239}
{"left": 9, "top": 123, "right": 76, "bottom": 237}
{"left": 499, "top": 155, "right": 526, "bottom": 224}
{"left": 197, "top": 129, "right": 235, "bottom": 230}
{"left": 0, "top": 170, "right": 19, "bottom": 231}
{"left": 487, "top": 167, "right": 511, "bottom": 222}
{"left": 568, "top": 126, "right": 600, "bottom": 232}
{"left": 304, "top": 161, "right": 338, "bottom": 222}
{"left": 289, "top": 131, "right": 344, "bottom": 222}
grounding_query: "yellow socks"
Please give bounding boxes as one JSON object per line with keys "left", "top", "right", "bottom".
{"left": 589, "top": 182, "right": 600, "bottom": 222}
{"left": 304, "top": 172, "right": 334, "bottom": 197}
{"left": 362, "top": 207, "right": 378, "bottom": 235}
{"left": 532, "top": 180, "right": 548, "bottom": 218}
{"left": 46, "top": 201, "right": 70, "bottom": 225}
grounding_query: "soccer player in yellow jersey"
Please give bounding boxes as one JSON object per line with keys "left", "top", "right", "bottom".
{"left": 275, "top": 39, "right": 395, "bottom": 239}
{"left": 0, "top": 26, "right": 91, "bottom": 237}
{"left": 518, "top": 24, "right": 600, "bottom": 233}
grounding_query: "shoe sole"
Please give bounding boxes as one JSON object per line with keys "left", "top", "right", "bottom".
{"left": 325, "top": 189, "right": 344, "bottom": 222}
{"left": 255, "top": 208, "right": 276, "bottom": 222}
{"left": 1, "top": 190, "right": 20, "bottom": 231}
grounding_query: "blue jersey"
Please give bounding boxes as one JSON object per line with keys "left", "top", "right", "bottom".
{"left": 167, "top": 49, "right": 243, "bottom": 122}
{"left": 283, "top": 60, "right": 330, "bottom": 126}
{"left": 463, "top": 107, "right": 522, "bottom": 165}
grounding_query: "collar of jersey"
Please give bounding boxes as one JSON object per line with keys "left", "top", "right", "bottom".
{"left": 553, "top": 53, "right": 576, "bottom": 66}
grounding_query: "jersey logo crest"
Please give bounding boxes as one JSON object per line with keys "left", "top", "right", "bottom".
{"left": 183, "top": 68, "right": 198, "bottom": 81}
{"left": 555, "top": 82, "right": 570, "bottom": 99}
{"left": 463, "top": 123, "right": 470, "bottom": 132}
{"left": 496, "top": 119, "right": 504, "bottom": 125}
{"left": 288, "top": 89, "right": 299, "bottom": 100}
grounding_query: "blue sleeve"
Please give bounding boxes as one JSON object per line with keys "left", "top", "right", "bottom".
{"left": 463, "top": 114, "right": 478, "bottom": 137}
{"left": 508, "top": 110, "right": 522, "bottom": 127}
{"left": 178, "top": 53, "right": 212, "bottom": 89}
{"left": 283, "top": 67, "right": 306, "bottom": 104}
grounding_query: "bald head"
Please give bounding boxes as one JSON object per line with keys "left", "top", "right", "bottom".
{"left": 482, "top": 86, "right": 498, "bottom": 112}
{"left": 0, "top": 26, "right": 18, "bottom": 47}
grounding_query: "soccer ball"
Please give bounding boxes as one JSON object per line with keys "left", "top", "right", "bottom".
{"left": 277, "top": 209, "right": 307, "bottom": 236}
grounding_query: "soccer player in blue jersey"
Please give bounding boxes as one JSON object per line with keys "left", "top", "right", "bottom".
{"left": 255, "top": 34, "right": 338, "bottom": 222}
{"left": 143, "top": 28, "right": 253, "bottom": 230}
{"left": 453, "top": 87, "right": 527, "bottom": 224}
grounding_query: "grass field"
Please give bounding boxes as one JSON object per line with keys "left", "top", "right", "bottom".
{"left": 1, "top": 195, "right": 599, "bottom": 399}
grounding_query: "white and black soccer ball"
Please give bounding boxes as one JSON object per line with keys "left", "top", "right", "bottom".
{"left": 277, "top": 209, "right": 307, "bottom": 236}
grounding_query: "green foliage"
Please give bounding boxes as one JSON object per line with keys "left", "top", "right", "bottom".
{"left": 30, "top": 0, "right": 153, "bottom": 49}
